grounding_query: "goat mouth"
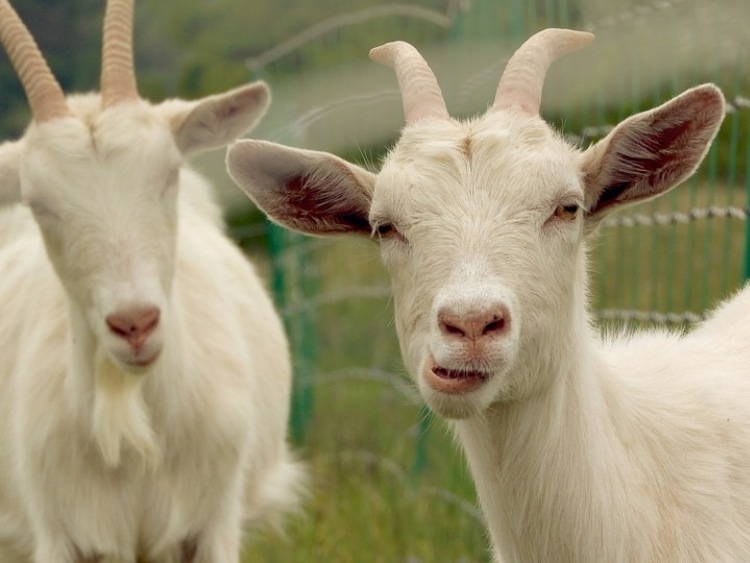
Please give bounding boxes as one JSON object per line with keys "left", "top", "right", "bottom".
{"left": 423, "top": 358, "right": 489, "bottom": 395}
{"left": 120, "top": 349, "right": 161, "bottom": 371}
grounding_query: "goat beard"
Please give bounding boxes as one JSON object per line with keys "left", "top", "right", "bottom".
{"left": 92, "top": 356, "right": 162, "bottom": 471}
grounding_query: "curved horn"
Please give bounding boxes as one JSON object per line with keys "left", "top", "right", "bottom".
{"left": 0, "top": 0, "right": 69, "bottom": 122}
{"left": 493, "top": 28, "right": 593, "bottom": 115}
{"left": 101, "top": 0, "right": 138, "bottom": 108}
{"left": 370, "top": 41, "right": 449, "bottom": 126}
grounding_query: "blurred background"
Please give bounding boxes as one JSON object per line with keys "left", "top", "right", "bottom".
{"left": 2, "top": 0, "right": 749, "bottom": 561}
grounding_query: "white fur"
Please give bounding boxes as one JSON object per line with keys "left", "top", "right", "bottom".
{"left": 0, "top": 89, "right": 305, "bottom": 561}
{"left": 226, "top": 62, "right": 738, "bottom": 559}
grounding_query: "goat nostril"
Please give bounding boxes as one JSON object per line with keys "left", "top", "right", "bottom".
{"left": 438, "top": 307, "right": 510, "bottom": 341}
{"left": 106, "top": 307, "right": 160, "bottom": 344}
{"left": 483, "top": 316, "right": 506, "bottom": 336}
{"left": 440, "top": 319, "right": 466, "bottom": 338}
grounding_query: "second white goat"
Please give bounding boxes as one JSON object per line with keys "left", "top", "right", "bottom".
{"left": 0, "top": 1, "right": 305, "bottom": 561}
{"left": 226, "top": 28, "right": 750, "bottom": 562}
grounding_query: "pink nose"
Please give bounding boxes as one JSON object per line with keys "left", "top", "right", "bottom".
{"left": 106, "top": 307, "right": 160, "bottom": 351}
{"left": 438, "top": 306, "right": 510, "bottom": 341}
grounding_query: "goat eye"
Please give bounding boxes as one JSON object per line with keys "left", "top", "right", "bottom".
{"left": 553, "top": 203, "right": 579, "bottom": 221}
{"left": 376, "top": 223, "right": 395, "bottom": 237}
{"left": 371, "top": 221, "right": 402, "bottom": 243}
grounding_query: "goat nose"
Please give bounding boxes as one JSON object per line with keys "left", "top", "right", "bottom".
{"left": 438, "top": 306, "right": 510, "bottom": 341}
{"left": 106, "top": 306, "right": 160, "bottom": 350}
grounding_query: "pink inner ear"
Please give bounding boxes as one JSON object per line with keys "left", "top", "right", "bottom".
{"left": 585, "top": 85, "right": 725, "bottom": 218}
{"left": 277, "top": 174, "right": 371, "bottom": 235}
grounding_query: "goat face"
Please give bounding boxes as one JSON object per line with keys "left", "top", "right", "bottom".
{"left": 0, "top": 0, "right": 271, "bottom": 376}
{"left": 369, "top": 115, "right": 586, "bottom": 416}
{"left": 20, "top": 102, "right": 181, "bottom": 372}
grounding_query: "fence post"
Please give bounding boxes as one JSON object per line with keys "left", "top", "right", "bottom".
{"left": 266, "top": 221, "right": 316, "bottom": 444}
{"left": 743, "top": 119, "right": 750, "bottom": 281}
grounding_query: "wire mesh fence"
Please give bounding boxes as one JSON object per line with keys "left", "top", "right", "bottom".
{"left": 215, "top": 0, "right": 750, "bottom": 559}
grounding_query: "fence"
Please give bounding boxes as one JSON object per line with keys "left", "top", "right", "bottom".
{"left": 223, "top": 0, "right": 750, "bottom": 559}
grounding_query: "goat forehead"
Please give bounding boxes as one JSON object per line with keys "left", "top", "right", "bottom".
{"left": 35, "top": 96, "right": 179, "bottom": 166}
{"left": 24, "top": 114, "right": 178, "bottom": 198}
{"left": 379, "top": 126, "right": 581, "bottom": 220}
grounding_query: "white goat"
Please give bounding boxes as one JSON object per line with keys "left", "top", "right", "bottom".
{"left": 225, "top": 29, "right": 749, "bottom": 562}
{"left": 0, "top": 1, "right": 305, "bottom": 561}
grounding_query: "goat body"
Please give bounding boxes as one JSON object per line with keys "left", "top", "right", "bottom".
{"left": 0, "top": 151, "right": 303, "bottom": 561}
{"left": 454, "top": 295, "right": 750, "bottom": 561}
{"left": 0, "top": 2, "right": 304, "bottom": 561}
{"left": 225, "top": 29, "right": 749, "bottom": 562}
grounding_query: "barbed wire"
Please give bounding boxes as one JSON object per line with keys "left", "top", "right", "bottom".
{"left": 246, "top": 4, "right": 454, "bottom": 72}
{"left": 304, "top": 367, "right": 422, "bottom": 405}
{"left": 585, "top": 0, "right": 689, "bottom": 32}
{"left": 269, "top": 90, "right": 401, "bottom": 144}
{"left": 597, "top": 309, "right": 705, "bottom": 324}
{"left": 602, "top": 206, "right": 749, "bottom": 228}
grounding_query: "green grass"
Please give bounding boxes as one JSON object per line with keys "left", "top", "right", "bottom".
{"left": 242, "top": 382, "right": 488, "bottom": 562}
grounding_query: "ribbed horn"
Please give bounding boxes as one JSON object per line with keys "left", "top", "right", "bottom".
{"left": 101, "top": 0, "right": 138, "bottom": 108}
{"left": 493, "top": 28, "right": 593, "bottom": 115}
{"left": 0, "top": 0, "right": 69, "bottom": 122}
{"left": 370, "top": 41, "right": 449, "bottom": 126}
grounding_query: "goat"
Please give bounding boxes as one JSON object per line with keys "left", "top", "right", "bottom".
{"left": 225, "top": 28, "right": 749, "bottom": 562}
{"left": 0, "top": 1, "right": 305, "bottom": 561}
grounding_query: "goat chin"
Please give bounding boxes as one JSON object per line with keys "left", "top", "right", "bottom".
{"left": 92, "top": 356, "right": 161, "bottom": 471}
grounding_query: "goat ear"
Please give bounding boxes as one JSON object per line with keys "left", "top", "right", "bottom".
{"left": 0, "top": 141, "right": 23, "bottom": 206}
{"left": 581, "top": 84, "right": 725, "bottom": 230}
{"left": 226, "top": 140, "right": 376, "bottom": 236}
{"left": 164, "top": 82, "right": 270, "bottom": 157}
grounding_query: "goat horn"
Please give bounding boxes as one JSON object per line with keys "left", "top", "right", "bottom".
{"left": 0, "top": 0, "right": 69, "bottom": 122}
{"left": 370, "top": 41, "right": 449, "bottom": 126}
{"left": 101, "top": 0, "right": 138, "bottom": 108}
{"left": 493, "top": 28, "right": 594, "bottom": 115}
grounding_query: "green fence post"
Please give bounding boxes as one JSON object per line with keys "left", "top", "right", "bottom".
{"left": 743, "top": 116, "right": 750, "bottom": 281}
{"left": 266, "top": 221, "right": 316, "bottom": 445}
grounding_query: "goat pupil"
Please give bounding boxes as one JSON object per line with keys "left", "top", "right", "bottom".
{"left": 555, "top": 203, "right": 579, "bottom": 220}
{"left": 378, "top": 224, "right": 394, "bottom": 237}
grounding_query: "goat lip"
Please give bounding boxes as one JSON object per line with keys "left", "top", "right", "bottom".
{"left": 423, "top": 358, "right": 489, "bottom": 395}
{"left": 123, "top": 349, "right": 161, "bottom": 370}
